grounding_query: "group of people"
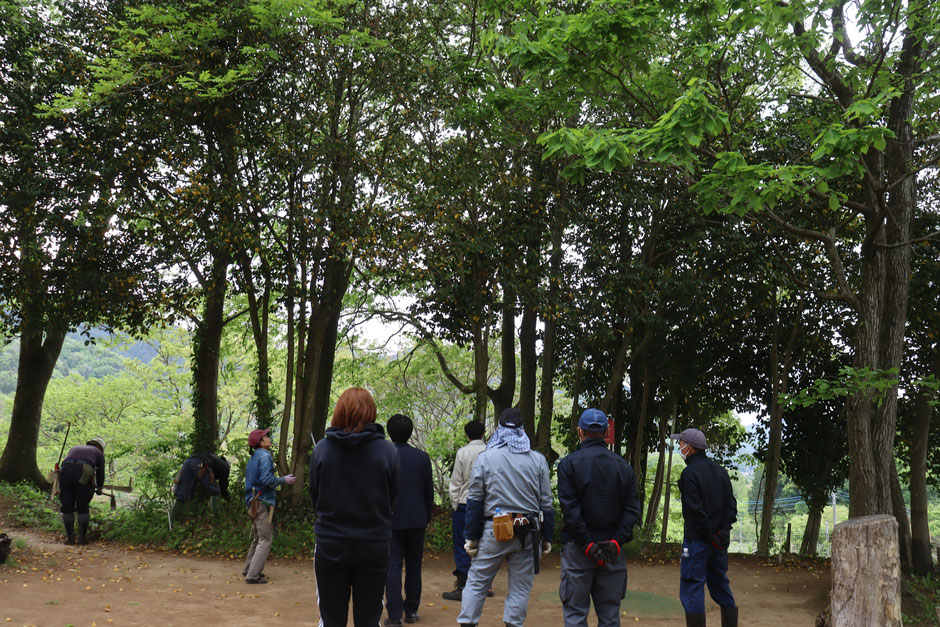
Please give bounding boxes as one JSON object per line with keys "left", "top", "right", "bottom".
{"left": 57, "top": 386, "right": 739, "bottom": 627}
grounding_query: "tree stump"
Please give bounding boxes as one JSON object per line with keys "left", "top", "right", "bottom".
{"left": 831, "top": 515, "right": 901, "bottom": 627}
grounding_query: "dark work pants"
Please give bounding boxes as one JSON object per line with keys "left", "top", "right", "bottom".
{"left": 559, "top": 541, "right": 627, "bottom": 626}
{"left": 58, "top": 464, "right": 94, "bottom": 515}
{"left": 385, "top": 528, "right": 426, "bottom": 620}
{"left": 315, "top": 540, "right": 390, "bottom": 627}
{"left": 452, "top": 504, "right": 470, "bottom": 576}
{"left": 679, "top": 540, "right": 736, "bottom": 614}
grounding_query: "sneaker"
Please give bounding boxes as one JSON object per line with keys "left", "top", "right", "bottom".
{"left": 384, "top": 620, "right": 403, "bottom": 627}
{"left": 487, "top": 589, "right": 495, "bottom": 597}
{"left": 442, "top": 587, "right": 462, "bottom": 601}
{"left": 404, "top": 613, "right": 419, "bottom": 623}
{"left": 245, "top": 575, "right": 268, "bottom": 584}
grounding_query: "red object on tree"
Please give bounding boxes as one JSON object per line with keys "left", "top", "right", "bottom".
{"left": 605, "top": 418, "right": 615, "bottom": 445}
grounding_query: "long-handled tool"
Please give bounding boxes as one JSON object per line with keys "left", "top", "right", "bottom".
{"left": 99, "top": 491, "right": 118, "bottom": 511}
{"left": 50, "top": 422, "right": 72, "bottom": 499}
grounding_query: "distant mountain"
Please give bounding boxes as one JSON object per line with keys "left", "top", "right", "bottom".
{"left": 0, "top": 331, "right": 159, "bottom": 395}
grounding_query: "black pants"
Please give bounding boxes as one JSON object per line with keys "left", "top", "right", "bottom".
{"left": 315, "top": 540, "right": 390, "bottom": 627}
{"left": 385, "top": 528, "right": 426, "bottom": 620}
{"left": 58, "top": 464, "right": 94, "bottom": 515}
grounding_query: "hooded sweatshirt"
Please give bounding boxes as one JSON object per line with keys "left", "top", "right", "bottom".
{"left": 308, "top": 423, "right": 400, "bottom": 543}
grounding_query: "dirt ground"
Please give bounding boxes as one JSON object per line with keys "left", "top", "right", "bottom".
{"left": 0, "top": 526, "right": 830, "bottom": 626}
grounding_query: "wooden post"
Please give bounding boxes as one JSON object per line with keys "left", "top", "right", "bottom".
{"left": 831, "top": 515, "right": 901, "bottom": 627}
{"left": 784, "top": 523, "right": 792, "bottom": 553}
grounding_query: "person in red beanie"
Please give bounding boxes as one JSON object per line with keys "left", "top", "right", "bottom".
{"left": 243, "top": 427, "right": 295, "bottom": 584}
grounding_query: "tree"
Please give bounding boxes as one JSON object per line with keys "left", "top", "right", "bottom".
{"left": 0, "top": 0, "right": 162, "bottom": 487}
{"left": 486, "top": 0, "right": 940, "bottom": 533}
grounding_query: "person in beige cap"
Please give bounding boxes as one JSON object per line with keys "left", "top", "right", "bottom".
{"left": 669, "top": 428, "right": 738, "bottom": 627}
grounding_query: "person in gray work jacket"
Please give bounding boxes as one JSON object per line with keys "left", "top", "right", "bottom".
{"left": 59, "top": 437, "right": 106, "bottom": 545}
{"left": 557, "top": 408, "right": 641, "bottom": 626}
{"left": 457, "top": 408, "right": 554, "bottom": 627}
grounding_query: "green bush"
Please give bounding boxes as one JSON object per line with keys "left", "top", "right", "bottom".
{"left": 0, "top": 482, "right": 62, "bottom": 531}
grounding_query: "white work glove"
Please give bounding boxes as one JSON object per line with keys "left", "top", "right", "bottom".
{"left": 464, "top": 539, "right": 479, "bottom": 558}
{"left": 541, "top": 541, "right": 551, "bottom": 557}
{"left": 283, "top": 474, "right": 297, "bottom": 485}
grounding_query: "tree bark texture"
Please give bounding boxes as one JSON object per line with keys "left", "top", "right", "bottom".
{"left": 909, "top": 346, "right": 937, "bottom": 573}
{"left": 518, "top": 305, "right": 537, "bottom": 440}
{"left": 830, "top": 515, "right": 901, "bottom": 627}
{"left": 799, "top": 505, "right": 822, "bottom": 556}
{"left": 190, "top": 258, "right": 228, "bottom": 454}
{"left": 0, "top": 328, "right": 66, "bottom": 488}
{"left": 287, "top": 258, "right": 349, "bottom": 505}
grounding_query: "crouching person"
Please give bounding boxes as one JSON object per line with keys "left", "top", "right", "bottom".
{"left": 171, "top": 453, "right": 230, "bottom": 519}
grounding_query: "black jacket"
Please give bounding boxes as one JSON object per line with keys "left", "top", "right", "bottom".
{"left": 557, "top": 438, "right": 641, "bottom": 547}
{"left": 309, "top": 423, "right": 400, "bottom": 543}
{"left": 391, "top": 442, "right": 434, "bottom": 530}
{"left": 677, "top": 451, "right": 737, "bottom": 543}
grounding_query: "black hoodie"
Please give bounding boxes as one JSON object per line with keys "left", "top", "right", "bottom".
{"left": 309, "top": 423, "right": 400, "bottom": 543}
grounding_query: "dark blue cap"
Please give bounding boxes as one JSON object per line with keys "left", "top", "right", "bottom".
{"left": 499, "top": 407, "right": 524, "bottom": 429}
{"left": 578, "top": 408, "right": 608, "bottom": 431}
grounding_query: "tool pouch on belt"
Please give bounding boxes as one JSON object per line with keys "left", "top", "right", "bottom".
{"left": 78, "top": 463, "right": 95, "bottom": 486}
{"left": 248, "top": 491, "right": 261, "bottom": 518}
{"left": 493, "top": 512, "right": 514, "bottom": 541}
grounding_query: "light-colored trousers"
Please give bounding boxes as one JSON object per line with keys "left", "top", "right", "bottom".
{"left": 243, "top": 503, "right": 273, "bottom": 580}
{"left": 457, "top": 521, "right": 535, "bottom": 626}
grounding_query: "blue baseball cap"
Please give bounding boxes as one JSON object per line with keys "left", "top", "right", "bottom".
{"left": 578, "top": 408, "right": 608, "bottom": 431}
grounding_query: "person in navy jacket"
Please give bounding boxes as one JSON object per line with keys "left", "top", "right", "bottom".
{"left": 383, "top": 414, "right": 434, "bottom": 626}
{"left": 670, "top": 427, "right": 738, "bottom": 627}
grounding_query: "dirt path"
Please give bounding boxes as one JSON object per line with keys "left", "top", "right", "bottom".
{"left": 1, "top": 529, "right": 829, "bottom": 626}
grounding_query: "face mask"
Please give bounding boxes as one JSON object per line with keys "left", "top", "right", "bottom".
{"left": 679, "top": 444, "right": 691, "bottom": 460}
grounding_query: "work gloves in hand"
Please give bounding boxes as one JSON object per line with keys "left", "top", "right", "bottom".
{"left": 283, "top": 474, "right": 297, "bottom": 485}
{"left": 712, "top": 530, "right": 730, "bottom": 550}
{"left": 464, "top": 539, "right": 479, "bottom": 558}
{"left": 541, "top": 542, "right": 551, "bottom": 557}
{"left": 585, "top": 540, "right": 620, "bottom": 565}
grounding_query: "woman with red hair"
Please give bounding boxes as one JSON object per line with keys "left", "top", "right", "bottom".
{"left": 309, "top": 387, "right": 400, "bottom": 626}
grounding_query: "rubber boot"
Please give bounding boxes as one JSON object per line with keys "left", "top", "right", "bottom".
{"left": 685, "top": 614, "right": 706, "bottom": 627}
{"left": 720, "top": 606, "right": 738, "bottom": 627}
{"left": 442, "top": 572, "right": 466, "bottom": 600}
{"left": 77, "top": 513, "right": 90, "bottom": 545}
{"left": 62, "top": 513, "right": 75, "bottom": 545}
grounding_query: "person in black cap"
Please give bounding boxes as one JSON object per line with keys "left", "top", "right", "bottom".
{"left": 456, "top": 408, "right": 554, "bottom": 627}
{"left": 59, "top": 437, "right": 106, "bottom": 545}
{"left": 669, "top": 428, "right": 738, "bottom": 627}
{"left": 557, "top": 408, "right": 641, "bottom": 626}
{"left": 383, "top": 414, "right": 433, "bottom": 626}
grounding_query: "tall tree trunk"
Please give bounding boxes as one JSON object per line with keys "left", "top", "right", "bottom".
{"left": 287, "top": 258, "right": 349, "bottom": 505}
{"left": 518, "top": 305, "right": 537, "bottom": 440}
{"left": 758, "top": 303, "right": 798, "bottom": 556}
{"left": 190, "top": 257, "right": 228, "bottom": 454}
{"left": 0, "top": 327, "right": 67, "bottom": 488}
{"left": 645, "top": 398, "right": 675, "bottom": 531}
{"left": 660, "top": 404, "right": 678, "bottom": 546}
{"left": 890, "top": 464, "right": 912, "bottom": 569}
{"left": 536, "top": 220, "right": 563, "bottom": 460}
{"left": 568, "top": 351, "right": 584, "bottom": 441}
{"left": 487, "top": 286, "right": 516, "bottom": 422}
{"left": 632, "top": 362, "right": 652, "bottom": 519}
{"left": 239, "top": 254, "right": 274, "bottom": 430}
{"left": 909, "top": 345, "right": 937, "bottom": 573}
{"left": 799, "top": 503, "right": 823, "bottom": 556}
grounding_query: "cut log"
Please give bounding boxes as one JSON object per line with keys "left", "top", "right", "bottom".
{"left": 831, "top": 515, "right": 901, "bottom": 627}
